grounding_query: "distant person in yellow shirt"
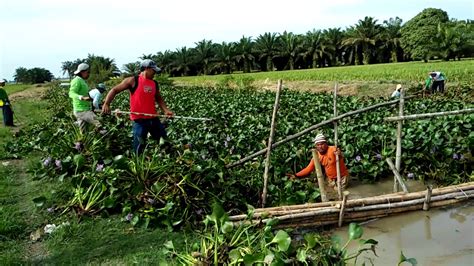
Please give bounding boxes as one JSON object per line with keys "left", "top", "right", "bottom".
{"left": 0, "top": 79, "right": 14, "bottom": 127}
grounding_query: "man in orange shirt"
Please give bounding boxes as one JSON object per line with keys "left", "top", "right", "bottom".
{"left": 289, "top": 133, "right": 350, "bottom": 190}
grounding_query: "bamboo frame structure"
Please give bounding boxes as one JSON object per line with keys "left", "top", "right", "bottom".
{"left": 226, "top": 96, "right": 416, "bottom": 168}
{"left": 333, "top": 83, "right": 342, "bottom": 200}
{"left": 394, "top": 88, "right": 404, "bottom": 192}
{"left": 386, "top": 158, "right": 409, "bottom": 193}
{"left": 384, "top": 108, "right": 474, "bottom": 122}
{"left": 312, "top": 149, "right": 328, "bottom": 202}
{"left": 262, "top": 80, "right": 282, "bottom": 207}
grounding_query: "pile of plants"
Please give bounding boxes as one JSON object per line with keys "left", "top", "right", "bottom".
{"left": 5, "top": 82, "right": 472, "bottom": 229}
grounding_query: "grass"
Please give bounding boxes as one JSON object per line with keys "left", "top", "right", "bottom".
{"left": 171, "top": 60, "right": 474, "bottom": 86}
{"left": 0, "top": 84, "right": 191, "bottom": 264}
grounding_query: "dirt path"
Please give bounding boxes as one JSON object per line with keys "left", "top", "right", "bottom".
{"left": 9, "top": 85, "right": 48, "bottom": 101}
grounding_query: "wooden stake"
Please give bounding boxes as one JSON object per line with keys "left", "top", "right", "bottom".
{"left": 226, "top": 96, "right": 416, "bottom": 168}
{"left": 338, "top": 191, "right": 349, "bottom": 227}
{"left": 423, "top": 185, "right": 433, "bottom": 211}
{"left": 385, "top": 108, "right": 474, "bottom": 122}
{"left": 262, "top": 80, "right": 282, "bottom": 207}
{"left": 312, "top": 149, "right": 328, "bottom": 202}
{"left": 333, "top": 82, "right": 342, "bottom": 200}
{"left": 386, "top": 158, "right": 409, "bottom": 193}
{"left": 394, "top": 88, "right": 404, "bottom": 192}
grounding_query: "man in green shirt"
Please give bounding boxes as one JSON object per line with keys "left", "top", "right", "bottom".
{"left": 68, "top": 63, "right": 100, "bottom": 131}
{"left": 0, "top": 79, "right": 14, "bottom": 127}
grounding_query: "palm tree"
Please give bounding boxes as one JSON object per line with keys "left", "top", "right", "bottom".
{"left": 303, "top": 29, "right": 333, "bottom": 68}
{"left": 213, "top": 42, "right": 235, "bottom": 74}
{"left": 154, "top": 50, "right": 174, "bottom": 75}
{"left": 122, "top": 61, "right": 141, "bottom": 77}
{"left": 194, "top": 39, "right": 215, "bottom": 75}
{"left": 382, "top": 17, "right": 403, "bottom": 62}
{"left": 61, "top": 61, "right": 75, "bottom": 80}
{"left": 323, "top": 28, "right": 344, "bottom": 65}
{"left": 277, "top": 31, "right": 303, "bottom": 70}
{"left": 254, "top": 32, "right": 279, "bottom": 71}
{"left": 343, "top": 16, "right": 382, "bottom": 65}
{"left": 432, "top": 23, "right": 462, "bottom": 61}
{"left": 234, "top": 36, "right": 255, "bottom": 73}
{"left": 171, "top": 47, "right": 193, "bottom": 76}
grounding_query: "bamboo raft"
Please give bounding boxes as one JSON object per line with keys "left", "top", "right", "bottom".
{"left": 228, "top": 182, "right": 474, "bottom": 229}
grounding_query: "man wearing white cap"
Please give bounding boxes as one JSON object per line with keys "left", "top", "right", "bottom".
{"left": 391, "top": 84, "right": 402, "bottom": 98}
{"left": 69, "top": 63, "right": 100, "bottom": 131}
{"left": 102, "top": 59, "right": 173, "bottom": 154}
{"left": 291, "top": 133, "right": 350, "bottom": 191}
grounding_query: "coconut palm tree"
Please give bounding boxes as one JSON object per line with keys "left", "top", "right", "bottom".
{"left": 171, "top": 47, "right": 193, "bottom": 76}
{"left": 122, "top": 61, "right": 141, "bottom": 77}
{"left": 254, "top": 32, "right": 279, "bottom": 71}
{"left": 303, "top": 29, "right": 333, "bottom": 68}
{"left": 343, "top": 16, "right": 382, "bottom": 65}
{"left": 323, "top": 28, "right": 345, "bottom": 65}
{"left": 61, "top": 61, "right": 75, "bottom": 80}
{"left": 154, "top": 50, "right": 174, "bottom": 75}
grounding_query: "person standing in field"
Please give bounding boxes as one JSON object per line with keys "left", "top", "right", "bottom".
{"left": 425, "top": 71, "right": 447, "bottom": 94}
{"left": 0, "top": 79, "right": 15, "bottom": 126}
{"left": 89, "top": 83, "right": 106, "bottom": 110}
{"left": 101, "top": 59, "right": 174, "bottom": 154}
{"left": 288, "top": 133, "right": 350, "bottom": 191}
{"left": 69, "top": 63, "right": 101, "bottom": 131}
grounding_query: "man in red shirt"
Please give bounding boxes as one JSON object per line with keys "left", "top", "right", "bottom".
{"left": 290, "top": 133, "right": 350, "bottom": 191}
{"left": 101, "top": 59, "right": 173, "bottom": 154}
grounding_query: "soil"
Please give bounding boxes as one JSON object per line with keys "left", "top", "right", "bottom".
{"left": 9, "top": 85, "right": 48, "bottom": 101}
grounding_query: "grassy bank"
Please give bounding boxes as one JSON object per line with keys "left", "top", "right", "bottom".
{"left": 0, "top": 85, "right": 189, "bottom": 264}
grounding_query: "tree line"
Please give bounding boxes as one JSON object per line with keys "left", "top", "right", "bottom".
{"left": 13, "top": 8, "right": 473, "bottom": 84}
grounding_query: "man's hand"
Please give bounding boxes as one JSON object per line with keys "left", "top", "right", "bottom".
{"left": 285, "top": 173, "right": 297, "bottom": 180}
{"left": 101, "top": 103, "right": 111, "bottom": 115}
{"left": 165, "top": 110, "right": 174, "bottom": 118}
{"left": 80, "top": 96, "right": 91, "bottom": 101}
{"left": 335, "top": 148, "right": 343, "bottom": 157}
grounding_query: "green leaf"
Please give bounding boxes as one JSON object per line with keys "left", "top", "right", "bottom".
{"left": 73, "top": 154, "right": 85, "bottom": 167}
{"left": 296, "top": 248, "right": 307, "bottom": 262}
{"left": 209, "top": 201, "right": 226, "bottom": 224}
{"left": 32, "top": 196, "right": 46, "bottom": 207}
{"left": 163, "top": 240, "right": 174, "bottom": 250}
{"left": 304, "top": 233, "right": 318, "bottom": 249}
{"left": 229, "top": 248, "right": 241, "bottom": 262}
{"left": 221, "top": 221, "right": 233, "bottom": 234}
{"left": 243, "top": 253, "right": 264, "bottom": 265}
{"left": 348, "top": 223, "right": 363, "bottom": 240}
{"left": 271, "top": 230, "right": 291, "bottom": 252}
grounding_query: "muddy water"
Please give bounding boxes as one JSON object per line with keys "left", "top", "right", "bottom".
{"left": 331, "top": 178, "right": 474, "bottom": 265}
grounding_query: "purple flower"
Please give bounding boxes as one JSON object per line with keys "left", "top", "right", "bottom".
{"left": 452, "top": 153, "right": 459, "bottom": 160}
{"left": 125, "top": 213, "right": 133, "bottom": 221}
{"left": 74, "top": 142, "right": 82, "bottom": 151}
{"left": 43, "top": 157, "right": 52, "bottom": 167}
{"left": 226, "top": 136, "right": 232, "bottom": 142}
{"left": 355, "top": 155, "right": 362, "bottom": 162}
{"left": 375, "top": 154, "right": 382, "bottom": 160}
{"left": 96, "top": 164, "right": 104, "bottom": 172}
{"left": 146, "top": 198, "right": 156, "bottom": 205}
{"left": 460, "top": 154, "right": 465, "bottom": 160}
{"left": 201, "top": 154, "right": 206, "bottom": 160}
{"left": 47, "top": 207, "right": 54, "bottom": 213}
{"left": 55, "top": 160, "right": 62, "bottom": 169}
{"left": 407, "top": 173, "right": 415, "bottom": 179}
{"left": 224, "top": 140, "right": 228, "bottom": 147}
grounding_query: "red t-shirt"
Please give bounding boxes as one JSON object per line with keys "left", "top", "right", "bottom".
{"left": 130, "top": 75, "right": 157, "bottom": 120}
{"left": 296, "top": 146, "right": 349, "bottom": 180}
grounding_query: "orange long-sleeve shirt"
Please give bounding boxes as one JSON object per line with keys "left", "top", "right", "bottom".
{"left": 295, "top": 146, "right": 349, "bottom": 180}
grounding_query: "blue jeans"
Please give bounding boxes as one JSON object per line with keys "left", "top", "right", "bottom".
{"left": 132, "top": 118, "right": 167, "bottom": 154}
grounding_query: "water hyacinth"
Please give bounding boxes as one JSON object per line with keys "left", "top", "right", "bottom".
{"left": 96, "top": 164, "right": 104, "bottom": 172}
{"left": 125, "top": 213, "right": 133, "bottom": 221}
{"left": 43, "top": 157, "right": 52, "bottom": 167}
{"left": 55, "top": 159, "right": 62, "bottom": 169}
{"left": 224, "top": 140, "right": 228, "bottom": 148}
{"left": 452, "top": 153, "right": 459, "bottom": 160}
{"left": 47, "top": 207, "right": 54, "bottom": 213}
{"left": 74, "top": 142, "right": 82, "bottom": 151}
{"left": 355, "top": 155, "right": 362, "bottom": 162}
{"left": 375, "top": 154, "right": 382, "bottom": 160}
{"left": 147, "top": 198, "right": 156, "bottom": 205}
{"left": 407, "top": 173, "right": 415, "bottom": 179}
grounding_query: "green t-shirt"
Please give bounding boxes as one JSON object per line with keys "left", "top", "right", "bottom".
{"left": 0, "top": 88, "right": 8, "bottom": 102}
{"left": 68, "top": 76, "right": 91, "bottom": 112}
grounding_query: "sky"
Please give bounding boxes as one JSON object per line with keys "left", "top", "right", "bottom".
{"left": 0, "top": 0, "right": 472, "bottom": 81}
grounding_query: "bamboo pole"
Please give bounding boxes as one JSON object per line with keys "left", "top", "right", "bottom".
{"left": 338, "top": 191, "right": 349, "bottom": 227}
{"left": 262, "top": 80, "right": 283, "bottom": 207}
{"left": 229, "top": 185, "right": 474, "bottom": 222}
{"left": 313, "top": 149, "right": 328, "bottom": 202}
{"left": 226, "top": 96, "right": 417, "bottom": 168}
{"left": 234, "top": 182, "right": 474, "bottom": 217}
{"left": 333, "top": 83, "right": 342, "bottom": 200}
{"left": 394, "top": 88, "right": 404, "bottom": 192}
{"left": 101, "top": 109, "right": 213, "bottom": 121}
{"left": 423, "top": 185, "right": 433, "bottom": 211}
{"left": 386, "top": 158, "right": 409, "bottom": 193}
{"left": 385, "top": 108, "right": 474, "bottom": 122}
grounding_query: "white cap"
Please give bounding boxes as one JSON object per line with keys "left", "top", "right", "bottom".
{"left": 313, "top": 133, "right": 326, "bottom": 144}
{"left": 396, "top": 84, "right": 402, "bottom": 90}
{"left": 74, "top": 63, "right": 90, "bottom": 75}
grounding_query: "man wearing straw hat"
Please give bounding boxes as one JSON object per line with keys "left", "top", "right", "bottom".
{"left": 101, "top": 59, "right": 174, "bottom": 154}
{"left": 289, "top": 133, "right": 350, "bottom": 191}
